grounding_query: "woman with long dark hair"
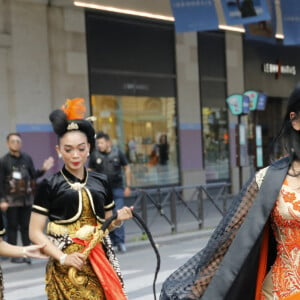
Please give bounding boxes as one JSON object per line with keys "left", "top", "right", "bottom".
{"left": 161, "top": 84, "right": 300, "bottom": 299}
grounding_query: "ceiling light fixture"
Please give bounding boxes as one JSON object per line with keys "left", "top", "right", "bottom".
{"left": 219, "top": 24, "right": 245, "bottom": 33}
{"left": 73, "top": 1, "right": 175, "bottom": 22}
{"left": 275, "top": 33, "right": 284, "bottom": 39}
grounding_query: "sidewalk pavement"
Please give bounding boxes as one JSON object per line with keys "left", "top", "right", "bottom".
{"left": 1, "top": 196, "right": 228, "bottom": 270}
{"left": 124, "top": 196, "right": 228, "bottom": 252}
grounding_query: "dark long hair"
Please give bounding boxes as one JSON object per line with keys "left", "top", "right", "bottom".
{"left": 270, "top": 84, "right": 300, "bottom": 162}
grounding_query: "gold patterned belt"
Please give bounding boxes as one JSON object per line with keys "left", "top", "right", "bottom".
{"left": 47, "top": 221, "right": 102, "bottom": 240}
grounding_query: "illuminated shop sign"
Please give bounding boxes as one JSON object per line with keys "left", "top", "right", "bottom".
{"left": 226, "top": 91, "right": 267, "bottom": 115}
{"left": 123, "top": 83, "right": 149, "bottom": 91}
{"left": 226, "top": 94, "right": 250, "bottom": 115}
{"left": 262, "top": 63, "right": 296, "bottom": 76}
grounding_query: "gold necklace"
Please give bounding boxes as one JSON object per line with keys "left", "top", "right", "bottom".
{"left": 60, "top": 169, "right": 88, "bottom": 191}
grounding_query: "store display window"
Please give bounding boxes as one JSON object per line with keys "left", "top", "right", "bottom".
{"left": 202, "top": 106, "right": 229, "bottom": 181}
{"left": 91, "top": 94, "right": 179, "bottom": 187}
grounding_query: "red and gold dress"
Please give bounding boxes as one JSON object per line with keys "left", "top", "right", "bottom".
{"left": 262, "top": 177, "right": 300, "bottom": 300}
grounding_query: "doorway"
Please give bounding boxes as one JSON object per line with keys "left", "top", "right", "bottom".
{"left": 249, "top": 97, "right": 287, "bottom": 168}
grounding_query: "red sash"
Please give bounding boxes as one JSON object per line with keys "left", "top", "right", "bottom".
{"left": 255, "top": 223, "right": 269, "bottom": 300}
{"left": 73, "top": 238, "right": 127, "bottom": 300}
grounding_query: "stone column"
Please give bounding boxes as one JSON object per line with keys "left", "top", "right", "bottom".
{"left": 225, "top": 31, "right": 251, "bottom": 193}
{"left": 47, "top": 5, "right": 89, "bottom": 110}
{"left": 0, "top": 0, "right": 13, "bottom": 154}
{"left": 10, "top": 0, "right": 52, "bottom": 123}
{"left": 175, "top": 32, "right": 206, "bottom": 186}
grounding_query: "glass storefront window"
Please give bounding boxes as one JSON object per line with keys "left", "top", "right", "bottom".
{"left": 198, "top": 32, "right": 229, "bottom": 182}
{"left": 91, "top": 94, "right": 179, "bottom": 187}
{"left": 202, "top": 107, "right": 229, "bottom": 181}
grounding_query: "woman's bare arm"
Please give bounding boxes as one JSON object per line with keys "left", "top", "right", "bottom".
{"left": 29, "top": 212, "right": 85, "bottom": 270}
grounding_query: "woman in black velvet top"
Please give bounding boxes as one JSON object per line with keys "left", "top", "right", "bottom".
{"left": 29, "top": 101, "right": 133, "bottom": 300}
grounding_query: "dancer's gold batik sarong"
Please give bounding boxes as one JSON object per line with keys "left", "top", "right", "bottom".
{"left": 45, "top": 189, "right": 110, "bottom": 300}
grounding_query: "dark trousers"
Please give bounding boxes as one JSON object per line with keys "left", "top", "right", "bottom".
{"left": 6, "top": 206, "right": 31, "bottom": 246}
{"left": 109, "top": 188, "right": 125, "bottom": 245}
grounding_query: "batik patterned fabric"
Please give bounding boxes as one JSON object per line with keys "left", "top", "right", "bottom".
{"left": 46, "top": 189, "right": 125, "bottom": 299}
{"left": 159, "top": 172, "right": 261, "bottom": 299}
{"left": 160, "top": 158, "right": 292, "bottom": 300}
{"left": 269, "top": 177, "right": 300, "bottom": 299}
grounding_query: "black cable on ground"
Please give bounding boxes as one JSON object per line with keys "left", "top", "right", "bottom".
{"left": 132, "top": 211, "right": 161, "bottom": 300}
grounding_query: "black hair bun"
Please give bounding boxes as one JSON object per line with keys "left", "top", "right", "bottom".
{"left": 49, "top": 109, "right": 95, "bottom": 153}
{"left": 49, "top": 109, "right": 68, "bottom": 136}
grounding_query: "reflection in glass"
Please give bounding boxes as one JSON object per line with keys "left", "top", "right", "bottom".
{"left": 202, "top": 107, "right": 229, "bottom": 181}
{"left": 91, "top": 95, "right": 179, "bottom": 187}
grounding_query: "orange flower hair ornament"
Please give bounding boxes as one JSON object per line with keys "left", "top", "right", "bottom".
{"left": 61, "top": 98, "right": 86, "bottom": 120}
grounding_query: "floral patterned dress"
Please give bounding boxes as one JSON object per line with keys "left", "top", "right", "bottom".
{"left": 262, "top": 177, "right": 300, "bottom": 300}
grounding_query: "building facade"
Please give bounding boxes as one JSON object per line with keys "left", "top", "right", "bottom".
{"left": 1, "top": 0, "right": 299, "bottom": 193}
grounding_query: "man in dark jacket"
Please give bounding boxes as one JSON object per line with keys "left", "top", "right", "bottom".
{"left": 89, "top": 132, "right": 131, "bottom": 253}
{"left": 0, "top": 133, "right": 53, "bottom": 263}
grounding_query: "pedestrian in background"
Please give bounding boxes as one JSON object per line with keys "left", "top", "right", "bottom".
{"left": 161, "top": 84, "right": 300, "bottom": 299}
{"left": 0, "top": 133, "right": 54, "bottom": 264}
{"left": 158, "top": 134, "right": 169, "bottom": 166}
{"left": 89, "top": 131, "right": 131, "bottom": 253}
{"left": 128, "top": 137, "right": 137, "bottom": 163}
